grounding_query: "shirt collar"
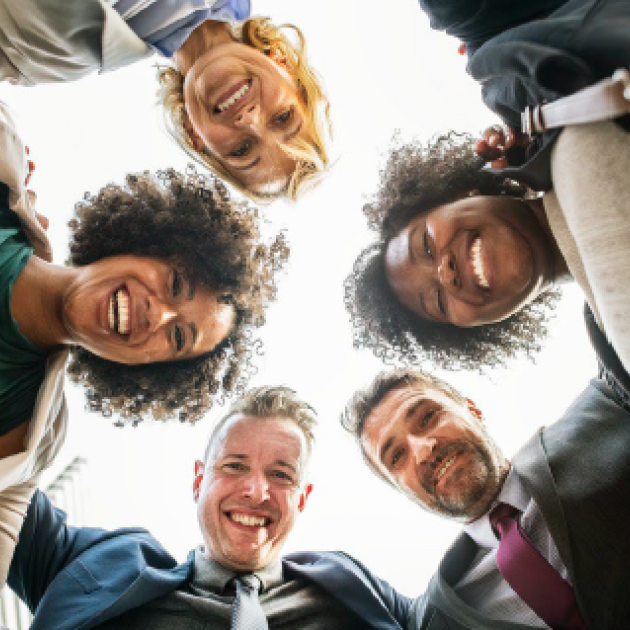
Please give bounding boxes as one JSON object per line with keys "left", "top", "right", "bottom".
{"left": 463, "top": 466, "right": 531, "bottom": 549}
{"left": 190, "top": 546, "right": 284, "bottom": 594}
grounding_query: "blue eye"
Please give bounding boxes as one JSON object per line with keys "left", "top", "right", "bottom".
{"left": 229, "top": 140, "right": 251, "bottom": 158}
{"left": 275, "top": 108, "right": 293, "bottom": 125}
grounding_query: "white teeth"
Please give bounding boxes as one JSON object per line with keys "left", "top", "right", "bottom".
{"left": 231, "top": 513, "right": 267, "bottom": 527}
{"left": 217, "top": 82, "right": 250, "bottom": 112}
{"left": 108, "top": 288, "right": 130, "bottom": 335}
{"left": 436, "top": 455, "right": 457, "bottom": 482}
{"left": 117, "top": 289, "right": 130, "bottom": 335}
{"left": 471, "top": 237, "right": 490, "bottom": 289}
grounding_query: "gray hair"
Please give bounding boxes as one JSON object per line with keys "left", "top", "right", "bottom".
{"left": 204, "top": 385, "right": 317, "bottom": 466}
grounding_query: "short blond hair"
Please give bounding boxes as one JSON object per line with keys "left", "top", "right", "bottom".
{"left": 158, "top": 17, "right": 331, "bottom": 202}
{"left": 204, "top": 385, "right": 317, "bottom": 465}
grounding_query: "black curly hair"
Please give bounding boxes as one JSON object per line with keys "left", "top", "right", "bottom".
{"left": 66, "top": 168, "right": 289, "bottom": 424}
{"left": 344, "top": 132, "right": 560, "bottom": 371}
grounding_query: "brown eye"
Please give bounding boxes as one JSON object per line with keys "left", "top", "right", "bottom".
{"left": 423, "top": 231, "right": 433, "bottom": 258}
{"left": 437, "top": 289, "right": 447, "bottom": 316}
{"left": 391, "top": 447, "right": 404, "bottom": 468}
{"left": 174, "top": 324, "right": 185, "bottom": 352}
{"left": 421, "top": 409, "right": 436, "bottom": 427}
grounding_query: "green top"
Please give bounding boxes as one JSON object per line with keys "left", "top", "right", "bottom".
{"left": 0, "top": 183, "right": 46, "bottom": 435}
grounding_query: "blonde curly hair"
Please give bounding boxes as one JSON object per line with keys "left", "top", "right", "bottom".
{"left": 158, "top": 17, "right": 331, "bottom": 202}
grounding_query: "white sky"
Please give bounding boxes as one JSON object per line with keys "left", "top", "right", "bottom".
{"left": 2, "top": 0, "right": 597, "bottom": 597}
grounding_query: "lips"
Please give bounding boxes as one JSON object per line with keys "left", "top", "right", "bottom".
{"left": 107, "top": 285, "right": 131, "bottom": 337}
{"left": 213, "top": 79, "right": 252, "bottom": 115}
{"left": 422, "top": 444, "right": 466, "bottom": 496}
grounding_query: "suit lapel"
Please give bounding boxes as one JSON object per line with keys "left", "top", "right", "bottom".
{"left": 424, "top": 534, "right": 542, "bottom": 630}
{"left": 283, "top": 551, "right": 402, "bottom": 629}
{"left": 512, "top": 430, "right": 576, "bottom": 579}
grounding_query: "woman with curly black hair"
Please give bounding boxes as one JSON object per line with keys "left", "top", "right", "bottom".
{"left": 345, "top": 132, "right": 572, "bottom": 371}
{"left": 0, "top": 100, "right": 286, "bottom": 586}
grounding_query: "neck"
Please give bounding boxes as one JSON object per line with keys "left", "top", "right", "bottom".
{"left": 173, "top": 20, "right": 234, "bottom": 77}
{"left": 526, "top": 198, "right": 571, "bottom": 286}
{"left": 465, "top": 459, "right": 511, "bottom": 524}
{"left": 10, "top": 256, "right": 76, "bottom": 351}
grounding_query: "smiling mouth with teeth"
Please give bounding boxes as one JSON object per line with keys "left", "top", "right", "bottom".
{"left": 228, "top": 512, "right": 271, "bottom": 528}
{"left": 470, "top": 236, "right": 490, "bottom": 290}
{"left": 435, "top": 454, "right": 458, "bottom": 486}
{"left": 108, "top": 286, "right": 131, "bottom": 336}
{"left": 215, "top": 80, "right": 252, "bottom": 114}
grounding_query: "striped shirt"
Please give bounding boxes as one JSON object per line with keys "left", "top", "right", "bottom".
{"left": 111, "top": 0, "right": 251, "bottom": 57}
{"left": 455, "top": 468, "right": 570, "bottom": 628}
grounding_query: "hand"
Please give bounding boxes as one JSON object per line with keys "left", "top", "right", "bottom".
{"left": 24, "top": 145, "right": 34, "bottom": 187}
{"left": 475, "top": 125, "right": 530, "bottom": 169}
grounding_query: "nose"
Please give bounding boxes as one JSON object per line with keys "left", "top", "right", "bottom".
{"left": 234, "top": 103, "right": 261, "bottom": 134}
{"left": 241, "top": 472, "right": 270, "bottom": 504}
{"left": 147, "top": 296, "right": 178, "bottom": 333}
{"left": 408, "top": 434, "right": 437, "bottom": 466}
{"left": 437, "top": 250, "right": 460, "bottom": 290}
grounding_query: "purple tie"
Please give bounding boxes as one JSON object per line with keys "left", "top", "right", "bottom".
{"left": 490, "top": 503, "right": 587, "bottom": 630}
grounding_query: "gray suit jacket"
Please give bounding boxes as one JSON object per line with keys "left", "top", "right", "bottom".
{"left": 0, "top": 0, "right": 150, "bottom": 86}
{"left": 411, "top": 378, "right": 630, "bottom": 630}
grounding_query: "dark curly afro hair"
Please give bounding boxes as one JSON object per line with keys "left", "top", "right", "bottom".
{"left": 344, "top": 132, "right": 560, "bottom": 371}
{"left": 67, "top": 168, "right": 289, "bottom": 424}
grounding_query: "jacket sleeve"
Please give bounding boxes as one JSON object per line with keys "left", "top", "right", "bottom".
{"left": 470, "top": 40, "right": 595, "bottom": 129}
{"left": 338, "top": 551, "right": 414, "bottom": 628}
{"left": 7, "top": 489, "right": 156, "bottom": 614}
{"left": 8, "top": 490, "right": 101, "bottom": 610}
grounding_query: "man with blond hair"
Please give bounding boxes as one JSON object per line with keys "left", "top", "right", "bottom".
{"left": 9, "top": 386, "right": 411, "bottom": 629}
{"left": 343, "top": 368, "right": 630, "bottom": 629}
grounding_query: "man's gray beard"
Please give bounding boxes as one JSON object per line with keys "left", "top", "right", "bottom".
{"left": 421, "top": 440, "right": 502, "bottom": 520}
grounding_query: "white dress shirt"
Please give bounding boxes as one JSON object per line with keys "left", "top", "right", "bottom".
{"left": 455, "top": 468, "right": 571, "bottom": 628}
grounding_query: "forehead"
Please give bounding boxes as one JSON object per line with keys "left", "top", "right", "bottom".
{"left": 191, "top": 291, "right": 235, "bottom": 353}
{"left": 212, "top": 414, "right": 307, "bottom": 463}
{"left": 361, "top": 385, "right": 461, "bottom": 451}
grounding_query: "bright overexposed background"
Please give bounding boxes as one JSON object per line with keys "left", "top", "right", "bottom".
{"left": 1, "top": 0, "right": 596, "bottom": 597}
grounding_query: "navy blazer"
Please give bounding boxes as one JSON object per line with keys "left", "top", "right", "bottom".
{"left": 8, "top": 490, "right": 412, "bottom": 630}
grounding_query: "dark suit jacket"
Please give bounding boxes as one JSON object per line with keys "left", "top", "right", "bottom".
{"left": 411, "top": 378, "right": 630, "bottom": 629}
{"left": 419, "top": 0, "right": 630, "bottom": 190}
{"left": 8, "top": 491, "right": 412, "bottom": 630}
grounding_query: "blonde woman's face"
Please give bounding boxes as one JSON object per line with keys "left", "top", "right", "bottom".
{"left": 183, "top": 42, "right": 309, "bottom": 196}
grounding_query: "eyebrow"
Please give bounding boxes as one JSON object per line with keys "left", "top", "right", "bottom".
{"left": 187, "top": 279, "right": 196, "bottom": 301}
{"left": 408, "top": 225, "right": 419, "bottom": 264}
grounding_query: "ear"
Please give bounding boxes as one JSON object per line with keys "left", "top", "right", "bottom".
{"left": 466, "top": 398, "right": 483, "bottom": 422}
{"left": 193, "top": 459, "right": 205, "bottom": 503}
{"left": 183, "top": 114, "right": 205, "bottom": 152}
{"left": 297, "top": 483, "right": 313, "bottom": 512}
{"left": 267, "top": 47, "right": 289, "bottom": 71}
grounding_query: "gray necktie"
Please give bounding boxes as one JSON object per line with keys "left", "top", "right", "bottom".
{"left": 231, "top": 574, "right": 268, "bottom": 630}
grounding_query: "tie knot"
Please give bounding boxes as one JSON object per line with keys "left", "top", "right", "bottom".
{"left": 489, "top": 502, "right": 519, "bottom": 538}
{"left": 235, "top": 574, "right": 261, "bottom": 594}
